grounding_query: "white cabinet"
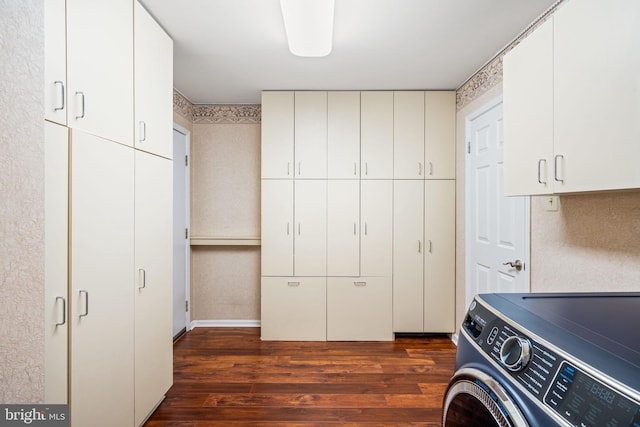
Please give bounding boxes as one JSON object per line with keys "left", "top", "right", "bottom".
{"left": 295, "top": 180, "right": 327, "bottom": 276}
{"left": 44, "top": 0, "right": 67, "bottom": 125}
{"left": 360, "top": 180, "right": 392, "bottom": 277}
{"left": 504, "top": 0, "right": 640, "bottom": 195}
{"left": 553, "top": 0, "right": 640, "bottom": 192}
{"left": 261, "top": 277, "right": 327, "bottom": 341}
{"left": 261, "top": 92, "right": 294, "bottom": 178}
{"left": 70, "top": 130, "right": 135, "bottom": 427}
{"left": 394, "top": 92, "right": 425, "bottom": 179}
{"left": 327, "top": 277, "right": 392, "bottom": 341}
{"left": 392, "top": 180, "right": 424, "bottom": 332}
{"left": 424, "top": 180, "right": 455, "bottom": 333}
{"left": 361, "top": 91, "right": 393, "bottom": 179}
{"left": 261, "top": 180, "right": 294, "bottom": 276}
{"left": 134, "top": 151, "right": 173, "bottom": 426}
{"left": 503, "top": 18, "right": 554, "bottom": 196}
{"left": 328, "top": 92, "right": 360, "bottom": 179}
{"left": 327, "top": 180, "right": 359, "bottom": 276}
{"left": 425, "top": 92, "right": 456, "bottom": 179}
{"left": 295, "top": 92, "right": 327, "bottom": 178}
{"left": 67, "top": 0, "right": 133, "bottom": 145}
{"left": 393, "top": 179, "right": 455, "bottom": 333}
{"left": 134, "top": 1, "right": 173, "bottom": 159}
{"left": 44, "top": 122, "right": 69, "bottom": 404}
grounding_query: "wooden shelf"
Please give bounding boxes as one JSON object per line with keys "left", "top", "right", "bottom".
{"left": 190, "top": 236, "right": 261, "bottom": 246}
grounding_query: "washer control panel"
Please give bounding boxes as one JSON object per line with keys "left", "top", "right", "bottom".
{"left": 463, "top": 298, "right": 640, "bottom": 427}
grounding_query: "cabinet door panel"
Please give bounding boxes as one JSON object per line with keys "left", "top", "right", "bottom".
{"left": 327, "top": 277, "right": 392, "bottom": 341}
{"left": 327, "top": 180, "right": 359, "bottom": 276}
{"left": 135, "top": 2, "right": 173, "bottom": 159}
{"left": 44, "top": 0, "right": 67, "bottom": 125}
{"left": 361, "top": 92, "right": 393, "bottom": 179}
{"left": 67, "top": 0, "right": 133, "bottom": 145}
{"left": 360, "top": 180, "right": 392, "bottom": 277}
{"left": 294, "top": 180, "right": 327, "bottom": 276}
{"left": 424, "top": 91, "right": 455, "bottom": 179}
{"left": 134, "top": 151, "right": 173, "bottom": 426}
{"left": 70, "top": 131, "right": 134, "bottom": 427}
{"left": 503, "top": 18, "right": 554, "bottom": 196}
{"left": 554, "top": 0, "right": 640, "bottom": 192}
{"left": 295, "top": 92, "right": 327, "bottom": 179}
{"left": 261, "top": 277, "right": 326, "bottom": 341}
{"left": 44, "top": 122, "right": 69, "bottom": 404}
{"left": 328, "top": 91, "right": 360, "bottom": 179}
{"left": 261, "top": 180, "right": 294, "bottom": 276}
{"left": 262, "top": 92, "right": 294, "bottom": 178}
{"left": 392, "top": 180, "right": 424, "bottom": 332}
{"left": 424, "top": 180, "right": 455, "bottom": 333}
{"left": 394, "top": 92, "right": 425, "bottom": 179}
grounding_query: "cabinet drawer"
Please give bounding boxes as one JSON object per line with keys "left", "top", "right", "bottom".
{"left": 261, "top": 277, "right": 326, "bottom": 341}
{"left": 327, "top": 277, "right": 392, "bottom": 341}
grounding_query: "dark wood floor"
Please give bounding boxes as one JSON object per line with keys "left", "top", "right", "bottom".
{"left": 144, "top": 327, "right": 457, "bottom": 426}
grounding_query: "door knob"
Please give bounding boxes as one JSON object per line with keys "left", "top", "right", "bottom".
{"left": 503, "top": 259, "right": 523, "bottom": 272}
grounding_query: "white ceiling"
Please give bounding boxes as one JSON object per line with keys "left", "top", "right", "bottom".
{"left": 140, "top": 0, "right": 558, "bottom": 104}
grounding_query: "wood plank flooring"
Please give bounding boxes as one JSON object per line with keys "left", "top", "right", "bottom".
{"left": 144, "top": 328, "right": 457, "bottom": 426}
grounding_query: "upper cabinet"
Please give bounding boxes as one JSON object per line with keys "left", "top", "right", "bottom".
{"left": 327, "top": 92, "right": 360, "bottom": 179}
{"left": 44, "top": 0, "right": 67, "bottom": 125}
{"left": 361, "top": 91, "right": 394, "bottom": 179}
{"left": 134, "top": 2, "right": 174, "bottom": 159}
{"left": 295, "top": 92, "right": 328, "bottom": 179}
{"left": 262, "top": 91, "right": 295, "bottom": 179}
{"left": 425, "top": 91, "right": 456, "bottom": 179}
{"left": 504, "top": 0, "right": 640, "bottom": 195}
{"left": 394, "top": 91, "right": 425, "bottom": 179}
{"left": 67, "top": 0, "right": 134, "bottom": 146}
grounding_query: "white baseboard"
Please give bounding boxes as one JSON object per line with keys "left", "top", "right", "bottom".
{"left": 189, "top": 319, "right": 261, "bottom": 329}
{"left": 451, "top": 333, "right": 459, "bottom": 346}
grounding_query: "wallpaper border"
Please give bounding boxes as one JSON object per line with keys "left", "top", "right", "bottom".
{"left": 173, "top": 90, "right": 261, "bottom": 124}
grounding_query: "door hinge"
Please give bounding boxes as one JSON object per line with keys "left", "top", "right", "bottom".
{"left": 185, "top": 300, "right": 189, "bottom": 312}
{"left": 467, "top": 141, "right": 471, "bottom": 154}
{"left": 185, "top": 228, "right": 189, "bottom": 239}
{"left": 185, "top": 155, "right": 189, "bottom": 167}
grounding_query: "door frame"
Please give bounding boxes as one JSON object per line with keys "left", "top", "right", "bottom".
{"left": 464, "top": 96, "right": 530, "bottom": 310}
{"left": 173, "top": 123, "right": 191, "bottom": 336}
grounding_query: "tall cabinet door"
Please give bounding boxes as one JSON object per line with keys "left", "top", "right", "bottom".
{"left": 394, "top": 92, "right": 425, "bottom": 179}
{"left": 424, "top": 180, "right": 455, "bottom": 333}
{"left": 361, "top": 91, "right": 393, "bottom": 179}
{"left": 424, "top": 92, "right": 455, "bottom": 179}
{"left": 327, "top": 180, "right": 359, "bottom": 276}
{"left": 392, "top": 180, "right": 424, "bottom": 332}
{"left": 294, "top": 180, "right": 327, "bottom": 276}
{"left": 134, "top": 151, "right": 173, "bottom": 426}
{"left": 44, "top": 0, "right": 67, "bottom": 125}
{"left": 295, "top": 92, "right": 327, "bottom": 179}
{"left": 360, "top": 180, "right": 392, "bottom": 277}
{"left": 261, "top": 180, "right": 294, "bottom": 276}
{"left": 67, "top": 0, "right": 133, "bottom": 145}
{"left": 44, "top": 122, "right": 69, "bottom": 404}
{"left": 134, "top": 1, "right": 173, "bottom": 159}
{"left": 70, "top": 130, "right": 134, "bottom": 427}
{"left": 328, "top": 92, "right": 360, "bottom": 179}
{"left": 262, "top": 92, "right": 294, "bottom": 178}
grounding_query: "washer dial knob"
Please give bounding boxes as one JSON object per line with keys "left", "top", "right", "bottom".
{"left": 500, "top": 336, "right": 532, "bottom": 371}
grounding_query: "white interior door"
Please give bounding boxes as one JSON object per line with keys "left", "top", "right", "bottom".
{"left": 466, "top": 99, "right": 530, "bottom": 311}
{"left": 173, "top": 127, "right": 189, "bottom": 338}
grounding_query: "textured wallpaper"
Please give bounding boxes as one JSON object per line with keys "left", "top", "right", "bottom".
{"left": 0, "top": 0, "right": 45, "bottom": 403}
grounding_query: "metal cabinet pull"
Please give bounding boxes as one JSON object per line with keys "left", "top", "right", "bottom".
{"left": 428, "top": 240, "right": 433, "bottom": 253}
{"left": 286, "top": 222, "right": 290, "bottom": 235}
{"left": 79, "top": 290, "right": 89, "bottom": 318}
{"left": 353, "top": 223, "right": 357, "bottom": 235}
{"left": 139, "top": 121, "right": 146, "bottom": 142}
{"left": 418, "top": 162, "right": 423, "bottom": 176}
{"left": 287, "top": 162, "right": 291, "bottom": 176}
{"left": 298, "top": 223, "right": 301, "bottom": 235}
{"left": 54, "top": 81, "right": 65, "bottom": 111}
{"left": 55, "top": 296, "right": 66, "bottom": 327}
{"left": 298, "top": 162, "right": 301, "bottom": 176}
{"left": 354, "top": 162, "right": 357, "bottom": 176}
{"left": 537, "top": 159, "right": 547, "bottom": 185}
{"left": 287, "top": 281, "right": 300, "bottom": 287}
{"left": 75, "top": 91, "right": 85, "bottom": 119}
{"left": 138, "top": 268, "right": 146, "bottom": 290}
{"left": 354, "top": 281, "right": 367, "bottom": 287}
{"left": 429, "top": 162, "right": 434, "bottom": 176}
{"left": 418, "top": 240, "right": 422, "bottom": 253}
{"left": 364, "top": 222, "right": 368, "bottom": 236}
{"left": 365, "top": 162, "right": 368, "bottom": 176}
{"left": 554, "top": 155, "right": 564, "bottom": 183}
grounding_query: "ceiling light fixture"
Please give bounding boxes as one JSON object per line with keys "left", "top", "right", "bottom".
{"left": 280, "top": 0, "right": 335, "bottom": 57}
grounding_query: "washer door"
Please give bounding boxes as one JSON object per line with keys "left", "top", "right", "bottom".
{"left": 443, "top": 368, "right": 529, "bottom": 427}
